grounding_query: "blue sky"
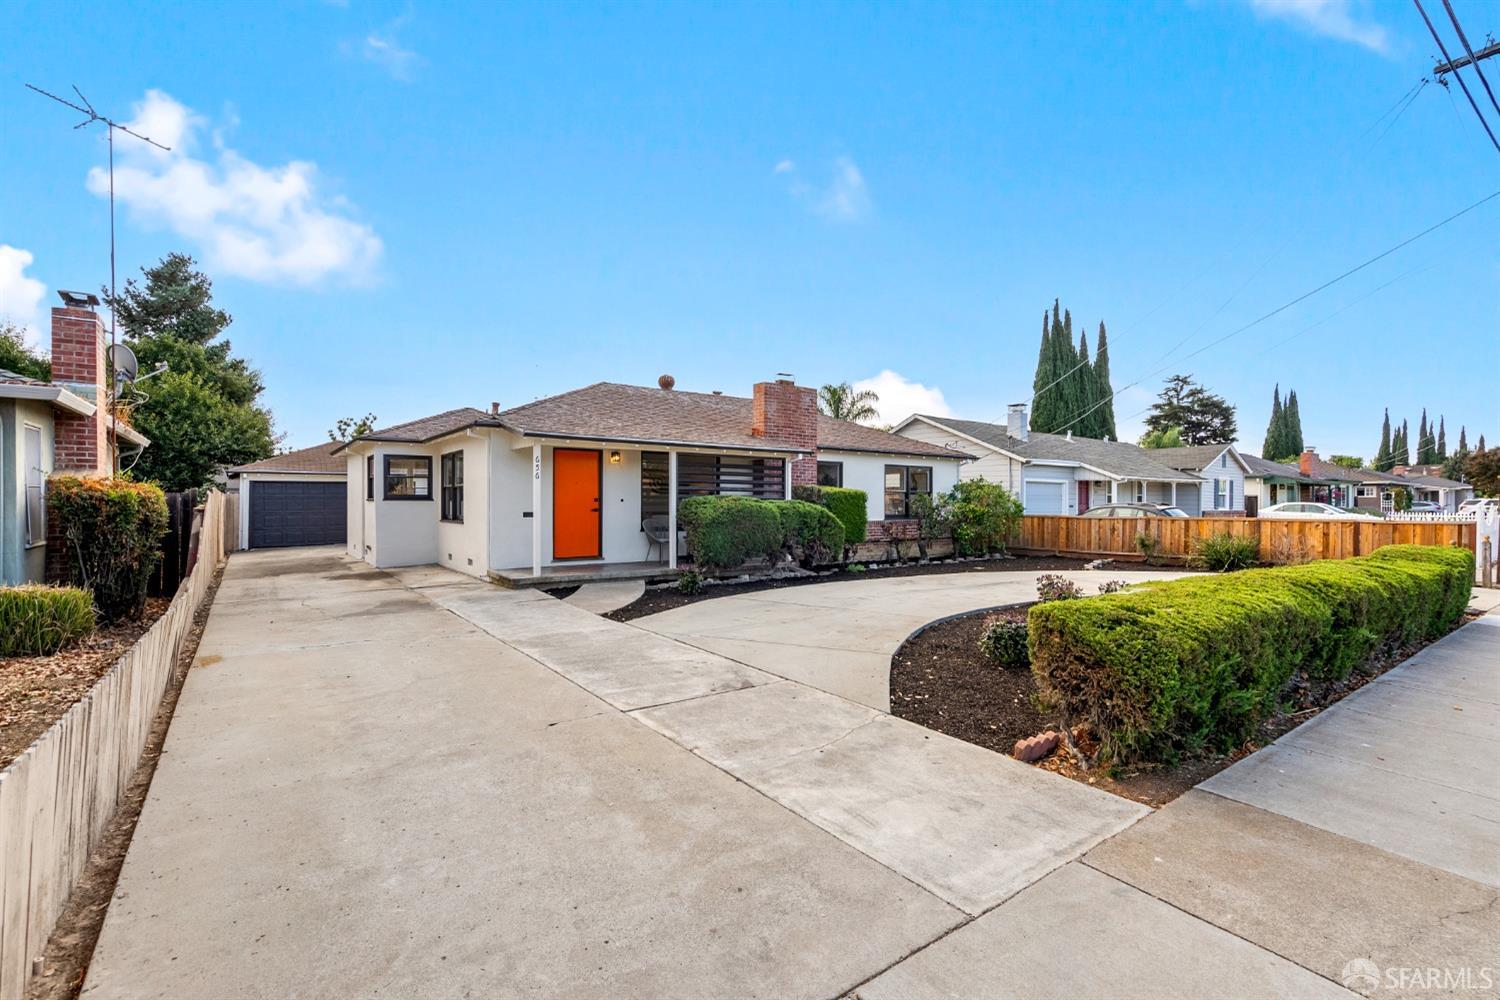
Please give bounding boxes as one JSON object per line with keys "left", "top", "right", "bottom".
{"left": 2, "top": 0, "right": 1496, "bottom": 460}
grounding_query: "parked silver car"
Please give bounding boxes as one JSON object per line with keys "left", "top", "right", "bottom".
{"left": 1260, "top": 502, "right": 1368, "bottom": 521}
{"left": 1081, "top": 502, "right": 1191, "bottom": 519}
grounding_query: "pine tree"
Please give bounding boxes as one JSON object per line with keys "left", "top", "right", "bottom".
{"left": 1262, "top": 385, "right": 1284, "bottom": 459}
{"left": 1375, "top": 409, "right": 1392, "bottom": 471}
{"left": 1284, "top": 389, "right": 1304, "bottom": 456}
{"left": 1093, "top": 321, "right": 1116, "bottom": 440}
{"left": 1437, "top": 417, "right": 1447, "bottom": 460}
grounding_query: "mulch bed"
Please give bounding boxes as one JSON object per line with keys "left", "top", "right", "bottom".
{"left": 1, "top": 598, "right": 170, "bottom": 771}
{"left": 891, "top": 602, "right": 1483, "bottom": 809}
{"left": 605, "top": 555, "right": 1122, "bottom": 621}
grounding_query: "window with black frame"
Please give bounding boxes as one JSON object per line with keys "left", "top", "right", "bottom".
{"left": 641, "top": 451, "right": 669, "bottom": 519}
{"left": 384, "top": 455, "right": 432, "bottom": 500}
{"left": 884, "top": 464, "right": 932, "bottom": 518}
{"left": 816, "top": 461, "right": 843, "bottom": 487}
{"left": 440, "top": 451, "right": 464, "bottom": 521}
{"left": 366, "top": 455, "right": 374, "bottom": 500}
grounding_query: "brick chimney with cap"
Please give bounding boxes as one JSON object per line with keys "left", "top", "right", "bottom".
{"left": 49, "top": 296, "right": 112, "bottom": 475}
{"left": 751, "top": 377, "right": 819, "bottom": 486}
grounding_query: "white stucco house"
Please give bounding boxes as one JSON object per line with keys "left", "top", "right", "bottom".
{"left": 893, "top": 405, "right": 1202, "bottom": 515}
{"left": 334, "top": 378, "right": 970, "bottom": 582}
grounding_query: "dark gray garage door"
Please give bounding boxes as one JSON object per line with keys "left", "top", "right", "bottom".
{"left": 248, "top": 481, "right": 346, "bottom": 548}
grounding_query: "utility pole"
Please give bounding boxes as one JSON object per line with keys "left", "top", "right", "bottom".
{"left": 1433, "top": 37, "right": 1500, "bottom": 78}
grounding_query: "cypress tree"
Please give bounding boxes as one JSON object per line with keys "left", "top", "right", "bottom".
{"left": 1397, "top": 419, "right": 1411, "bottom": 466}
{"left": 1284, "top": 389, "right": 1303, "bottom": 456}
{"left": 1417, "top": 409, "right": 1430, "bottom": 464}
{"left": 1460, "top": 426, "right": 1468, "bottom": 452}
{"left": 1376, "top": 409, "right": 1392, "bottom": 470}
{"left": 1262, "top": 386, "right": 1283, "bottom": 459}
{"left": 1437, "top": 416, "right": 1447, "bottom": 460}
{"left": 1030, "top": 306, "right": 1058, "bottom": 434}
{"left": 1094, "top": 321, "right": 1116, "bottom": 440}
{"left": 1074, "top": 328, "right": 1098, "bottom": 438}
{"left": 1480, "top": 434, "right": 1488, "bottom": 452}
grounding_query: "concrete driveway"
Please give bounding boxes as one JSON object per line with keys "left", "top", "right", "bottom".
{"left": 86, "top": 548, "right": 1458, "bottom": 999}
{"left": 632, "top": 567, "right": 1187, "bottom": 709}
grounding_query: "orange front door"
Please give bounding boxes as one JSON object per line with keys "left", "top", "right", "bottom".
{"left": 553, "top": 449, "right": 602, "bottom": 559}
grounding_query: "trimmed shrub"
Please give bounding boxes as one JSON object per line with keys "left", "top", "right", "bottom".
{"left": 0, "top": 585, "right": 96, "bottom": 657}
{"left": 945, "top": 478, "right": 1024, "bottom": 556}
{"left": 819, "top": 487, "right": 869, "bottom": 546}
{"left": 791, "top": 484, "right": 823, "bottom": 504}
{"left": 1096, "top": 579, "right": 1129, "bottom": 594}
{"left": 678, "top": 496, "right": 784, "bottom": 571}
{"left": 676, "top": 570, "right": 703, "bottom": 595}
{"left": 1189, "top": 532, "right": 1259, "bottom": 572}
{"left": 978, "top": 617, "right": 1029, "bottom": 668}
{"left": 777, "top": 500, "right": 846, "bottom": 568}
{"left": 1036, "top": 574, "right": 1084, "bottom": 602}
{"left": 1029, "top": 544, "right": 1475, "bottom": 764}
{"left": 48, "top": 477, "right": 170, "bottom": 622}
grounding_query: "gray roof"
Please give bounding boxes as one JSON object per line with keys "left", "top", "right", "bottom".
{"left": 1148, "top": 444, "right": 1245, "bottom": 474}
{"left": 229, "top": 441, "right": 348, "bottom": 476}
{"left": 1239, "top": 454, "right": 1310, "bottom": 481}
{"left": 339, "top": 384, "right": 971, "bottom": 460}
{"left": 911, "top": 416, "right": 1202, "bottom": 482}
{"left": 1397, "top": 472, "right": 1471, "bottom": 490}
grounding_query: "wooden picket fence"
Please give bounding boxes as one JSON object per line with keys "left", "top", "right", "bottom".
{"left": 0, "top": 491, "right": 227, "bottom": 999}
{"left": 1013, "top": 514, "right": 1476, "bottom": 563}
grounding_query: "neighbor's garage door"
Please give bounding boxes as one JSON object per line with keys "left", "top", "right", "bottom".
{"left": 1024, "top": 481, "right": 1065, "bottom": 515}
{"left": 248, "top": 481, "right": 346, "bottom": 549}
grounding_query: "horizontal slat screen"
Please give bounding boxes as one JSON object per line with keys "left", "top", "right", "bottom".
{"left": 676, "top": 454, "right": 786, "bottom": 499}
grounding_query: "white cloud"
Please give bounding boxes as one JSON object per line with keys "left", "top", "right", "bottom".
{"left": 1247, "top": 0, "right": 1390, "bottom": 53}
{"left": 87, "top": 90, "right": 383, "bottom": 286}
{"left": 362, "top": 28, "right": 422, "bottom": 81}
{"left": 776, "top": 156, "right": 872, "bottom": 222}
{"left": 0, "top": 244, "right": 48, "bottom": 347}
{"left": 852, "top": 370, "right": 953, "bottom": 427}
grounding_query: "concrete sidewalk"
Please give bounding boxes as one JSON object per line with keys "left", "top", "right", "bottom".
{"left": 634, "top": 567, "right": 1187, "bottom": 709}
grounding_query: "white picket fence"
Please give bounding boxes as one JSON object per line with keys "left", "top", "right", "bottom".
{"left": 1383, "top": 510, "right": 1478, "bottom": 523}
{"left": 0, "top": 491, "right": 227, "bottom": 999}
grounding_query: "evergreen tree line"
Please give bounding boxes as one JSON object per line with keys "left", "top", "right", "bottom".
{"left": 1260, "top": 384, "right": 1304, "bottom": 462}
{"left": 1373, "top": 407, "right": 1471, "bottom": 472}
{"left": 1029, "top": 300, "right": 1116, "bottom": 439}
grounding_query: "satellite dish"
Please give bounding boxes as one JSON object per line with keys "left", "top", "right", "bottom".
{"left": 107, "top": 343, "right": 139, "bottom": 384}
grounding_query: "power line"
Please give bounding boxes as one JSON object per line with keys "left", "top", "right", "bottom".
{"left": 1439, "top": 0, "right": 1500, "bottom": 118}
{"left": 1047, "top": 187, "right": 1500, "bottom": 436}
{"left": 1414, "top": 0, "right": 1500, "bottom": 152}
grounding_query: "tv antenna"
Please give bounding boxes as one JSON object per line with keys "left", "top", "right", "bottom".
{"left": 24, "top": 83, "right": 172, "bottom": 352}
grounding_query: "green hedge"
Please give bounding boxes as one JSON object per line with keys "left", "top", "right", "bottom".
{"left": 777, "top": 500, "right": 846, "bottom": 567}
{"left": 1028, "top": 544, "right": 1474, "bottom": 764}
{"left": 0, "top": 585, "right": 96, "bottom": 657}
{"left": 820, "top": 487, "right": 869, "bottom": 546}
{"left": 48, "top": 476, "right": 170, "bottom": 622}
{"left": 679, "top": 495, "right": 847, "bottom": 571}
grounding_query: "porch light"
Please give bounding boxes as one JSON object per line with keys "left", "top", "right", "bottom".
{"left": 608, "top": 450, "right": 622, "bottom": 465}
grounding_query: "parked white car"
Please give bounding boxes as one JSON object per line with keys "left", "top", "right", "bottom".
{"left": 1259, "top": 502, "right": 1369, "bottom": 521}
{"left": 1457, "top": 498, "right": 1498, "bottom": 516}
{"left": 1406, "top": 501, "right": 1444, "bottom": 513}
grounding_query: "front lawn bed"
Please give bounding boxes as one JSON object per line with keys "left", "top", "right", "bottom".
{"left": 0, "top": 597, "right": 169, "bottom": 769}
{"left": 891, "top": 585, "right": 1482, "bottom": 808}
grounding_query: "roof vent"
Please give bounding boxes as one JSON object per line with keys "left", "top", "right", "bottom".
{"left": 658, "top": 374, "right": 676, "bottom": 391}
{"left": 712, "top": 390, "right": 723, "bottom": 395}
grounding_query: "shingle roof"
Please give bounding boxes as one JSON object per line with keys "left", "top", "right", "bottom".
{"left": 0, "top": 367, "right": 44, "bottom": 385}
{"left": 341, "top": 384, "right": 969, "bottom": 460}
{"left": 1395, "top": 472, "right": 1470, "bottom": 489}
{"left": 1148, "top": 444, "right": 1243, "bottom": 473}
{"left": 229, "top": 442, "right": 348, "bottom": 476}
{"left": 1240, "top": 454, "right": 1311, "bottom": 482}
{"left": 913, "top": 416, "right": 1201, "bottom": 481}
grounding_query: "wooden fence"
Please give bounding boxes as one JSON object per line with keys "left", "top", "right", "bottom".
{"left": 1013, "top": 514, "right": 1476, "bottom": 563}
{"left": 0, "top": 491, "right": 227, "bottom": 998}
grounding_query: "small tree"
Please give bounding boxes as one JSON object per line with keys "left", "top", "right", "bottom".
{"left": 1468, "top": 448, "right": 1500, "bottom": 497}
{"left": 817, "top": 382, "right": 879, "bottom": 423}
{"left": 944, "top": 479, "right": 1024, "bottom": 556}
{"left": 1328, "top": 455, "right": 1364, "bottom": 469}
{"left": 0, "top": 322, "right": 50, "bottom": 381}
{"left": 329, "top": 413, "right": 378, "bottom": 442}
{"left": 1139, "top": 426, "right": 1183, "bottom": 449}
{"left": 1144, "top": 375, "right": 1238, "bottom": 445}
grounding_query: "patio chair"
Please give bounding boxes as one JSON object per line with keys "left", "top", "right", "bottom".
{"left": 643, "top": 514, "right": 672, "bottom": 563}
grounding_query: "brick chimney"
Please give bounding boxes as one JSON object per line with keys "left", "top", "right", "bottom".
{"left": 50, "top": 300, "right": 111, "bottom": 475}
{"left": 1298, "top": 447, "right": 1315, "bottom": 477}
{"left": 751, "top": 378, "right": 819, "bottom": 486}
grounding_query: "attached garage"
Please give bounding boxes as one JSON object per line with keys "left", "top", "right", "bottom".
{"left": 228, "top": 443, "right": 348, "bottom": 550}
{"left": 1023, "top": 479, "right": 1066, "bottom": 515}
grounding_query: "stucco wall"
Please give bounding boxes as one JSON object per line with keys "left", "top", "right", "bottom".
{"left": 434, "top": 435, "right": 489, "bottom": 577}
{"left": 346, "top": 452, "right": 366, "bottom": 560}
{"left": 817, "top": 449, "right": 962, "bottom": 523}
{"left": 1, "top": 399, "right": 55, "bottom": 584}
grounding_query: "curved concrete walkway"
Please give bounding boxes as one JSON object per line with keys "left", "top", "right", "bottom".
{"left": 633, "top": 567, "right": 1188, "bottom": 710}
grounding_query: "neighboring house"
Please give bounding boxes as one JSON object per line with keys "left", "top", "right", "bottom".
{"left": 1241, "top": 454, "right": 1311, "bottom": 512}
{"left": 227, "top": 442, "right": 348, "bottom": 551}
{"left": 1149, "top": 444, "right": 1252, "bottom": 515}
{"left": 1290, "top": 449, "right": 1362, "bottom": 508}
{"left": 1388, "top": 469, "right": 1474, "bottom": 512}
{"left": 334, "top": 378, "right": 970, "bottom": 581}
{"left": 1, "top": 295, "right": 149, "bottom": 585}
{"left": 893, "top": 404, "right": 1203, "bottom": 515}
